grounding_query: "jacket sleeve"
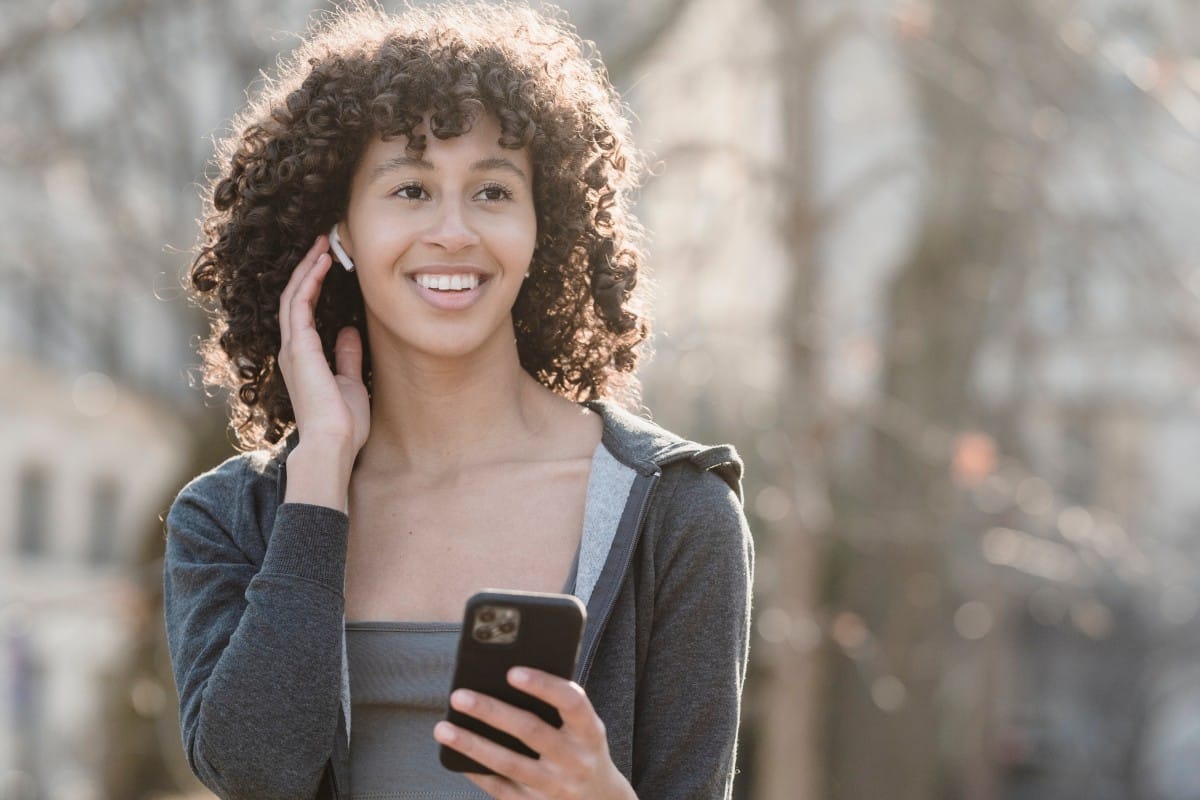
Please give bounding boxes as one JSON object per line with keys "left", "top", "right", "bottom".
{"left": 632, "top": 464, "right": 755, "bottom": 799}
{"left": 163, "top": 456, "right": 349, "bottom": 800}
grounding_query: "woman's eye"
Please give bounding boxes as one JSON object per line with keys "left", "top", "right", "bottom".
{"left": 395, "top": 184, "right": 427, "bottom": 200}
{"left": 478, "top": 184, "right": 512, "bottom": 202}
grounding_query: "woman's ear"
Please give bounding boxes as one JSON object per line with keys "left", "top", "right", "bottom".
{"left": 329, "top": 223, "right": 356, "bottom": 272}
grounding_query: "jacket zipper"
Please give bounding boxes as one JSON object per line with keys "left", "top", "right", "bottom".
{"left": 578, "top": 470, "right": 660, "bottom": 686}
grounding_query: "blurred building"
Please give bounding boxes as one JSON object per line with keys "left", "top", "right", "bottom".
{"left": 0, "top": 1, "right": 234, "bottom": 797}
{"left": 0, "top": 356, "right": 190, "bottom": 800}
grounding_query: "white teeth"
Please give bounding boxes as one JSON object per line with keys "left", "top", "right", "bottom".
{"left": 415, "top": 273, "right": 480, "bottom": 291}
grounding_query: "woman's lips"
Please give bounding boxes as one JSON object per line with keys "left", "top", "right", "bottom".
{"left": 408, "top": 274, "right": 489, "bottom": 311}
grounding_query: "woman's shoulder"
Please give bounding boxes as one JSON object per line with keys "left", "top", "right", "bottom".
{"left": 177, "top": 446, "right": 281, "bottom": 498}
{"left": 588, "top": 399, "right": 744, "bottom": 502}
{"left": 166, "top": 442, "right": 286, "bottom": 533}
{"left": 596, "top": 402, "right": 752, "bottom": 577}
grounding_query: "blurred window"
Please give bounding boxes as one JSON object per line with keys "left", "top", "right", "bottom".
{"left": 88, "top": 477, "right": 120, "bottom": 564}
{"left": 16, "top": 465, "right": 50, "bottom": 558}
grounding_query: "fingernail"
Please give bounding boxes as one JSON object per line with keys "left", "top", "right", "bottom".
{"left": 510, "top": 668, "right": 530, "bottom": 685}
{"left": 434, "top": 721, "right": 456, "bottom": 742}
{"left": 452, "top": 689, "right": 476, "bottom": 709}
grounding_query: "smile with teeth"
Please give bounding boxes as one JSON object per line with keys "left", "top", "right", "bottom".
{"left": 413, "top": 273, "right": 482, "bottom": 292}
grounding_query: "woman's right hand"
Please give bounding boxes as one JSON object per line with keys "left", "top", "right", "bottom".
{"left": 277, "top": 234, "right": 370, "bottom": 461}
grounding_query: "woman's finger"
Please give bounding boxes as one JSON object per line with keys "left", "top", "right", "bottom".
{"left": 334, "top": 326, "right": 362, "bottom": 381}
{"left": 447, "top": 689, "right": 563, "bottom": 759}
{"left": 279, "top": 235, "right": 327, "bottom": 344}
{"left": 507, "top": 669, "right": 606, "bottom": 745}
{"left": 433, "top": 720, "right": 544, "bottom": 788}
{"left": 286, "top": 251, "right": 332, "bottom": 346}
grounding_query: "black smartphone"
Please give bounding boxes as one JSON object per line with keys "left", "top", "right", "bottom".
{"left": 439, "top": 589, "right": 587, "bottom": 773}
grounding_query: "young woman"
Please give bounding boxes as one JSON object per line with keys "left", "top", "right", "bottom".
{"left": 163, "top": 3, "right": 752, "bottom": 799}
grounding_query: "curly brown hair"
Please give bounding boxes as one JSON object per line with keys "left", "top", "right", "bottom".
{"left": 186, "top": 1, "right": 651, "bottom": 451}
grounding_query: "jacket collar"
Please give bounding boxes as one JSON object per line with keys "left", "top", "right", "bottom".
{"left": 586, "top": 399, "right": 745, "bottom": 502}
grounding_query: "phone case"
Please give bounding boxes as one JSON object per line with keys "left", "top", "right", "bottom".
{"left": 439, "top": 589, "right": 587, "bottom": 773}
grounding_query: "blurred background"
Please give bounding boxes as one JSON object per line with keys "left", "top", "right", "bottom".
{"left": 2, "top": 0, "right": 1199, "bottom": 798}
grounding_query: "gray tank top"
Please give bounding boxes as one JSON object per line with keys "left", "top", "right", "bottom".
{"left": 344, "top": 623, "right": 486, "bottom": 799}
{"left": 345, "top": 558, "right": 579, "bottom": 799}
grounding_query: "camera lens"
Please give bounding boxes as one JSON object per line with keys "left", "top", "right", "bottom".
{"left": 477, "top": 628, "right": 493, "bottom": 641}
{"left": 499, "top": 621, "right": 516, "bottom": 635}
{"left": 480, "top": 609, "right": 495, "bottom": 623}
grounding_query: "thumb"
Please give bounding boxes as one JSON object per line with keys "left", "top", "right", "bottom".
{"left": 334, "top": 326, "right": 363, "bottom": 382}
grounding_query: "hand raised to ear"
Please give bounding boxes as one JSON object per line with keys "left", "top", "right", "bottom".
{"left": 277, "top": 234, "right": 370, "bottom": 462}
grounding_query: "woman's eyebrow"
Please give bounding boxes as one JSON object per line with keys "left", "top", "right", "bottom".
{"left": 370, "top": 155, "right": 433, "bottom": 181}
{"left": 471, "top": 157, "right": 527, "bottom": 180}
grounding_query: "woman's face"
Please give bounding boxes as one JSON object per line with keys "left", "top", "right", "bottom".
{"left": 340, "top": 112, "right": 537, "bottom": 364}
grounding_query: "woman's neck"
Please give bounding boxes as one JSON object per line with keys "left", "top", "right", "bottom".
{"left": 354, "top": 337, "right": 564, "bottom": 477}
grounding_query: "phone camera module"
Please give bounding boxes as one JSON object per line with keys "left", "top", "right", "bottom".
{"left": 473, "top": 604, "right": 520, "bottom": 645}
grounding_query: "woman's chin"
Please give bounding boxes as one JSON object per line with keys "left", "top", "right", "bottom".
{"left": 390, "top": 328, "right": 517, "bottom": 365}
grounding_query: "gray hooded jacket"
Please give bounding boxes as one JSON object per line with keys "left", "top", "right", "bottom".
{"left": 163, "top": 399, "right": 753, "bottom": 799}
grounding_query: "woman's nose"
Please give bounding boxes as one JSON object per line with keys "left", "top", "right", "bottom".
{"left": 422, "top": 198, "right": 480, "bottom": 252}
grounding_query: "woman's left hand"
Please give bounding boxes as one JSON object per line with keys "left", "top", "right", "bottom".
{"left": 433, "top": 667, "right": 636, "bottom": 800}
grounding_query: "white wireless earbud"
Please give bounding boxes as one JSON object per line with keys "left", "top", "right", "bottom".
{"left": 329, "top": 224, "right": 355, "bottom": 272}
